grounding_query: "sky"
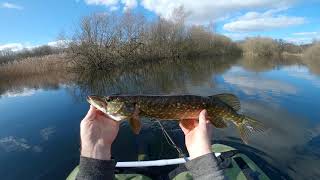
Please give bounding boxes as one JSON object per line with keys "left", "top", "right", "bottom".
{"left": 0, "top": 0, "right": 320, "bottom": 51}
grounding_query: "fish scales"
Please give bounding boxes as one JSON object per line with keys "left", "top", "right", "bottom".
{"left": 87, "top": 94, "right": 267, "bottom": 144}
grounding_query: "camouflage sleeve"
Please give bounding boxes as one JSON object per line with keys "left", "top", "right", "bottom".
{"left": 185, "top": 153, "right": 225, "bottom": 180}
{"left": 76, "top": 156, "right": 116, "bottom": 180}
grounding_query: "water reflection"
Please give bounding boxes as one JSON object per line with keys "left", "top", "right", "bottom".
{"left": 303, "top": 56, "right": 320, "bottom": 75}
{"left": 0, "top": 136, "right": 31, "bottom": 152}
{"left": 0, "top": 72, "right": 73, "bottom": 97}
{"left": 239, "top": 56, "right": 302, "bottom": 72}
{"left": 1, "top": 88, "right": 38, "bottom": 98}
{"left": 40, "top": 127, "right": 56, "bottom": 141}
{"left": 282, "top": 66, "right": 320, "bottom": 88}
{"left": 1, "top": 56, "right": 320, "bottom": 179}
{"left": 0, "top": 56, "right": 316, "bottom": 98}
{"left": 72, "top": 57, "right": 238, "bottom": 97}
{"left": 68, "top": 57, "right": 320, "bottom": 179}
{"left": 223, "top": 67, "right": 297, "bottom": 95}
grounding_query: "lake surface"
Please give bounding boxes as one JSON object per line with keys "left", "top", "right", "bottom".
{"left": 1, "top": 57, "right": 320, "bottom": 179}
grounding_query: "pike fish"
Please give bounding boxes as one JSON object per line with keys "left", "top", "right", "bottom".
{"left": 87, "top": 94, "right": 266, "bottom": 144}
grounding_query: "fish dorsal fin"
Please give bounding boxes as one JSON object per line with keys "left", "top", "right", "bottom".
{"left": 211, "top": 93, "right": 241, "bottom": 111}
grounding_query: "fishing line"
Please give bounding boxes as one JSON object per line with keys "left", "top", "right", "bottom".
{"left": 156, "top": 120, "right": 186, "bottom": 158}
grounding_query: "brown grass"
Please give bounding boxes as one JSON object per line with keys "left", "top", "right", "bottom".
{"left": 303, "top": 43, "right": 320, "bottom": 60}
{"left": 303, "top": 43, "right": 320, "bottom": 74}
{"left": 0, "top": 53, "right": 71, "bottom": 78}
{"left": 0, "top": 54, "right": 75, "bottom": 95}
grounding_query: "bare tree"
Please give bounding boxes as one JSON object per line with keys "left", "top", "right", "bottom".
{"left": 70, "top": 13, "right": 121, "bottom": 69}
{"left": 69, "top": 8, "right": 242, "bottom": 70}
{"left": 242, "top": 37, "right": 280, "bottom": 57}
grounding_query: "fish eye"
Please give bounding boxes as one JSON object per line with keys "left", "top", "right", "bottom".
{"left": 105, "top": 96, "right": 111, "bottom": 102}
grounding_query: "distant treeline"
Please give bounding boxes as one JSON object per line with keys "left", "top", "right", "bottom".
{"left": 240, "top": 37, "right": 316, "bottom": 58}
{"left": 0, "top": 45, "right": 64, "bottom": 64}
{"left": 242, "top": 37, "right": 293, "bottom": 57}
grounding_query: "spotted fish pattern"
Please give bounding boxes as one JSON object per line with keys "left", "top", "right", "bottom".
{"left": 87, "top": 94, "right": 266, "bottom": 144}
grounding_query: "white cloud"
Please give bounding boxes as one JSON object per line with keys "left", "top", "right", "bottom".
{"left": 140, "top": 0, "right": 296, "bottom": 24}
{"left": 0, "top": 43, "right": 25, "bottom": 51}
{"left": 223, "top": 69, "right": 297, "bottom": 96}
{"left": 84, "top": 0, "right": 137, "bottom": 11}
{"left": 0, "top": 43, "right": 38, "bottom": 52}
{"left": 222, "top": 33, "right": 252, "bottom": 41}
{"left": 0, "top": 40, "right": 70, "bottom": 52}
{"left": 223, "top": 9, "right": 305, "bottom": 32}
{"left": 284, "top": 37, "right": 314, "bottom": 44}
{"left": 0, "top": 136, "right": 30, "bottom": 152}
{"left": 285, "top": 31, "right": 320, "bottom": 44}
{"left": 110, "top": 5, "right": 119, "bottom": 11}
{"left": 122, "top": 0, "right": 137, "bottom": 11}
{"left": 47, "top": 40, "right": 70, "bottom": 48}
{"left": 282, "top": 65, "right": 320, "bottom": 88}
{"left": 84, "top": 0, "right": 119, "bottom": 6}
{"left": 1, "top": 2, "right": 23, "bottom": 10}
{"left": 83, "top": 0, "right": 296, "bottom": 23}
{"left": 0, "top": 136, "right": 43, "bottom": 153}
{"left": 1, "top": 88, "right": 38, "bottom": 98}
{"left": 293, "top": 32, "right": 318, "bottom": 36}
{"left": 40, "top": 127, "right": 56, "bottom": 141}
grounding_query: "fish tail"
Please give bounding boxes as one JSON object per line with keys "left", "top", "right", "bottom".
{"left": 237, "top": 115, "right": 267, "bottom": 144}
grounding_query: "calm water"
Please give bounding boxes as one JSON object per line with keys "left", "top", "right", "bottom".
{"left": 1, "top": 57, "right": 320, "bottom": 179}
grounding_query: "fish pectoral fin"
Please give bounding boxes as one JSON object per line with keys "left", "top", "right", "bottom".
{"left": 210, "top": 93, "right": 241, "bottom": 111}
{"left": 180, "top": 119, "right": 196, "bottom": 130}
{"left": 129, "top": 105, "right": 141, "bottom": 134}
{"left": 129, "top": 116, "right": 141, "bottom": 134}
{"left": 209, "top": 116, "right": 228, "bottom": 128}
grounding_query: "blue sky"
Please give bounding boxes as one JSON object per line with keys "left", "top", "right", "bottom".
{"left": 0, "top": 0, "right": 319, "bottom": 51}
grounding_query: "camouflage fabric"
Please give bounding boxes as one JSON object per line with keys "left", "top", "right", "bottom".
{"left": 67, "top": 144, "right": 270, "bottom": 180}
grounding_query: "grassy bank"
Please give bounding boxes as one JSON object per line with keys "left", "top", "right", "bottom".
{"left": 0, "top": 54, "right": 70, "bottom": 78}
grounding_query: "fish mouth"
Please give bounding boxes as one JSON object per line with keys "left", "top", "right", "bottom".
{"left": 87, "top": 95, "right": 105, "bottom": 106}
{"left": 87, "top": 95, "right": 108, "bottom": 114}
{"left": 87, "top": 95, "right": 127, "bottom": 121}
{"left": 87, "top": 95, "right": 103, "bottom": 103}
{"left": 105, "top": 113, "right": 127, "bottom": 121}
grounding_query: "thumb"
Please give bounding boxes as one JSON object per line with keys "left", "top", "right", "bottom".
{"left": 199, "top": 109, "right": 208, "bottom": 128}
{"left": 84, "top": 105, "right": 97, "bottom": 120}
{"left": 179, "top": 122, "right": 188, "bottom": 135}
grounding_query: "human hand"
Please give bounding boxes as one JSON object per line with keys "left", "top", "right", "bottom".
{"left": 179, "top": 109, "right": 212, "bottom": 159}
{"left": 80, "top": 105, "right": 119, "bottom": 160}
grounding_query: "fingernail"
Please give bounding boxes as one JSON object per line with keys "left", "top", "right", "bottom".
{"left": 201, "top": 109, "right": 207, "bottom": 116}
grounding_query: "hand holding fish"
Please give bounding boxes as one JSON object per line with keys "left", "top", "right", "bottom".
{"left": 80, "top": 105, "right": 119, "bottom": 160}
{"left": 179, "top": 110, "right": 213, "bottom": 159}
